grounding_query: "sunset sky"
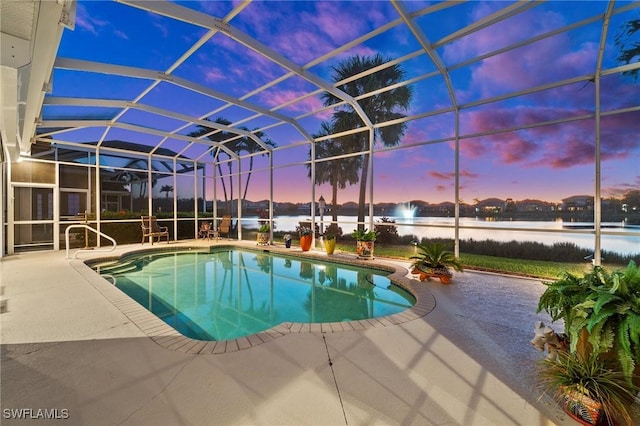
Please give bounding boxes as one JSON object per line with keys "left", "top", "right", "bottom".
{"left": 45, "top": 0, "right": 640, "bottom": 205}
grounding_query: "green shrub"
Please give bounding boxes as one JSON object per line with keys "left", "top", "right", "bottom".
{"left": 374, "top": 217, "right": 399, "bottom": 245}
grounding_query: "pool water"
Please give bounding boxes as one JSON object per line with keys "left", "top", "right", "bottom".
{"left": 93, "top": 249, "right": 415, "bottom": 341}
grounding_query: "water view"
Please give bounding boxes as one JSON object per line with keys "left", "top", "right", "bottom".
{"left": 246, "top": 215, "right": 640, "bottom": 255}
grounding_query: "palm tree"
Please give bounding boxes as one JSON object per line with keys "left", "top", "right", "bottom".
{"left": 189, "top": 118, "right": 276, "bottom": 215}
{"left": 307, "top": 121, "right": 360, "bottom": 221}
{"left": 189, "top": 118, "right": 237, "bottom": 213}
{"left": 615, "top": 18, "right": 640, "bottom": 80}
{"left": 239, "top": 130, "right": 276, "bottom": 202}
{"left": 322, "top": 54, "right": 413, "bottom": 229}
{"left": 160, "top": 185, "right": 173, "bottom": 199}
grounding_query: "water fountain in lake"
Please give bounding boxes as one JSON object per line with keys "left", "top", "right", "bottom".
{"left": 394, "top": 202, "right": 417, "bottom": 222}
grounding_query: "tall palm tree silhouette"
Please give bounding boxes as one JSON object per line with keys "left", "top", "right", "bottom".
{"left": 189, "top": 118, "right": 276, "bottom": 214}
{"left": 308, "top": 121, "right": 360, "bottom": 222}
{"left": 322, "top": 54, "right": 413, "bottom": 229}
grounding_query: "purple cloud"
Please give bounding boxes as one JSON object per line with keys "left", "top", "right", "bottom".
{"left": 444, "top": 4, "right": 598, "bottom": 101}
{"left": 460, "top": 105, "right": 640, "bottom": 170}
{"left": 258, "top": 89, "right": 327, "bottom": 116}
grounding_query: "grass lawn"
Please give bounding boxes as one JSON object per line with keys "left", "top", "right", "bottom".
{"left": 334, "top": 243, "right": 601, "bottom": 280}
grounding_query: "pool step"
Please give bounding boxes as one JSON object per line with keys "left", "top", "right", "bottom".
{"left": 93, "top": 260, "right": 141, "bottom": 275}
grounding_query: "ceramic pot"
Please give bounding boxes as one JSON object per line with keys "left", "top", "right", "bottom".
{"left": 356, "top": 240, "right": 374, "bottom": 259}
{"left": 257, "top": 232, "right": 269, "bottom": 245}
{"left": 324, "top": 238, "right": 336, "bottom": 255}
{"left": 300, "top": 235, "right": 312, "bottom": 251}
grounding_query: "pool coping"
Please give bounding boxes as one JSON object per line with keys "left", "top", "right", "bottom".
{"left": 72, "top": 242, "right": 437, "bottom": 354}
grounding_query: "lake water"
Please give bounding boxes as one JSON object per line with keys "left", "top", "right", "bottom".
{"left": 246, "top": 215, "right": 640, "bottom": 255}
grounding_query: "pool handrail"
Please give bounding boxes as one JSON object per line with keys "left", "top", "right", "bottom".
{"left": 65, "top": 224, "right": 117, "bottom": 259}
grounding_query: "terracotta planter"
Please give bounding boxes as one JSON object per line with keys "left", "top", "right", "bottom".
{"left": 324, "top": 238, "right": 336, "bottom": 255}
{"left": 256, "top": 232, "right": 269, "bottom": 245}
{"left": 356, "top": 240, "right": 374, "bottom": 259}
{"left": 300, "top": 235, "right": 312, "bottom": 251}
{"left": 411, "top": 266, "right": 453, "bottom": 284}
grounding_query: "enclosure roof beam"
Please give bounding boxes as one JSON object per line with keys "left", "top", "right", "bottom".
{"left": 119, "top": 0, "right": 374, "bottom": 132}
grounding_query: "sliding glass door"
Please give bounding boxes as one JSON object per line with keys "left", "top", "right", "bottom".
{"left": 12, "top": 185, "right": 55, "bottom": 252}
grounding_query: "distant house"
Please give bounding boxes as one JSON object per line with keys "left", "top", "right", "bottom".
{"left": 476, "top": 198, "right": 504, "bottom": 213}
{"left": 516, "top": 199, "right": 555, "bottom": 212}
{"left": 561, "top": 195, "right": 594, "bottom": 211}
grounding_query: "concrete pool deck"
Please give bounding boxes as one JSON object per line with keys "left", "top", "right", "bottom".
{"left": 1, "top": 240, "right": 574, "bottom": 425}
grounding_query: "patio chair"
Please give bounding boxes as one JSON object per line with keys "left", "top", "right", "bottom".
{"left": 218, "top": 215, "right": 232, "bottom": 239}
{"left": 198, "top": 221, "right": 212, "bottom": 239}
{"left": 141, "top": 216, "right": 169, "bottom": 245}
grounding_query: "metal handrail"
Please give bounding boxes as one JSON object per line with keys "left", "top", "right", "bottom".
{"left": 101, "top": 274, "right": 117, "bottom": 285}
{"left": 65, "top": 224, "right": 117, "bottom": 259}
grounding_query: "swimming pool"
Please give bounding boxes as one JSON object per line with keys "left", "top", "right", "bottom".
{"left": 92, "top": 248, "right": 415, "bottom": 341}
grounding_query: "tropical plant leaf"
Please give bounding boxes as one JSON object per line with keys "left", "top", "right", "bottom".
{"left": 585, "top": 305, "right": 616, "bottom": 334}
{"left": 592, "top": 293, "right": 619, "bottom": 314}
{"left": 624, "top": 313, "right": 640, "bottom": 347}
{"left": 617, "top": 346, "right": 636, "bottom": 385}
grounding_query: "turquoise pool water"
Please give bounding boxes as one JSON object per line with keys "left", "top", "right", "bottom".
{"left": 93, "top": 249, "right": 415, "bottom": 341}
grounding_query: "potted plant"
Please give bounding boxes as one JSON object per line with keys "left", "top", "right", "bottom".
{"left": 537, "top": 351, "right": 638, "bottom": 426}
{"left": 283, "top": 233, "right": 292, "bottom": 248}
{"left": 537, "top": 261, "right": 640, "bottom": 384}
{"left": 297, "top": 225, "right": 313, "bottom": 252}
{"left": 257, "top": 224, "right": 270, "bottom": 245}
{"left": 351, "top": 228, "right": 377, "bottom": 260}
{"left": 409, "top": 241, "right": 463, "bottom": 284}
{"left": 324, "top": 233, "right": 336, "bottom": 255}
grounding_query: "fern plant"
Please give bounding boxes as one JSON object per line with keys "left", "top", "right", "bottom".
{"left": 537, "top": 261, "right": 640, "bottom": 383}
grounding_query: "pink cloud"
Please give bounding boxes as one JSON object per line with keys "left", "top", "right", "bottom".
{"left": 429, "top": 169, "right": 479, "bottom": 181}
{"left": 460, "top": 170, "right": 480, "bottom": 178}
{"left": 203, "top": 68, "right": 226, "bottom": 83}
{"left": 313, "top": 3, "right": 366, "bottom": 43}
{"left": 430, "top": 171, "right": 452, "bottom": 180}
{"left": 444, "top": 3, "right": 565, "bottom": 63}
{"left": 470, "top": 36, "right": 597, "bottom": 98}
{"left": 500, "top": 138, "right": 537, "bottom": 163}
{"left": 458, "top": 104, "right": 640, "bottom": 170}
{"left": 445, "top": 5, "right": 597, "bottom": 100}
{"left": 259, "top": 89, "right": 326, "bottom": 116}
{"left": 197, "top": 34, "right": 286, "bottom": 91}
{"left": 533, "top": 133, "right": 594, "bottom": 168}
{"left": 402, "top": 124, "right": 430, "bottom": 145}
{"left": 604, "top": 175, "right": 640, "bottom": 198}
{"left": 399, "top": 151, "right": 435, "bottom": 168}
{"left": 233, "top": 1, "right": 387, "bottom": 66}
